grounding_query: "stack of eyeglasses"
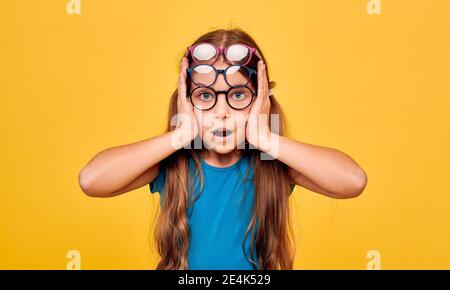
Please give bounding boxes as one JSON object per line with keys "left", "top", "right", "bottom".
{"left": 185, "top": 43, "right": 259, "bottom": 111}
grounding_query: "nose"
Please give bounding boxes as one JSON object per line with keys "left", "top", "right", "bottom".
{"left": 213, "top": 92, "right": 231, "bottom": 120}
{"left": 211, "top": 60, "right": 231, "bottom": 119}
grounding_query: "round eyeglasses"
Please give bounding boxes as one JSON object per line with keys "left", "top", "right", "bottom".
{"left": 186, "top": 42, "right": 260, "bottom": 66}
{"left": 186, "top": 64, "right": 256, "bottom": 88}
{"left": 187, "top": 85, "right": 257, "bottom": 111}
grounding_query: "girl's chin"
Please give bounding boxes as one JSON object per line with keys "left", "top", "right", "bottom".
{"left": 204, "top": 141, "right": 235, "bottom": 152}
{"left": 202, "top": 134, "right": 245, "bottom": 152}
{"left": 211, "top": 145, "right": 236, "bottom": 154}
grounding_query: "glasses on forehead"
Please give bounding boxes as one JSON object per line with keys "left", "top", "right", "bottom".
{"left": 186, "top": 42, "right": 260, "bottom": 66}
{"left": 187, "top": 64, "right": 256, "bottom": 88}
{"left": 187, "top": 85, "right": 257, "bottom": 111}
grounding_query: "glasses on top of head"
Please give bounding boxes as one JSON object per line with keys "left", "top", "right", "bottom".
{"left": 186, "top": 64, "right": 256, "bottom": 88}
{"left": 186, "top": 42, "right": 260, "bottom": 66}
{"left": 187, "top": 85, "right": 257, "bottom": 111}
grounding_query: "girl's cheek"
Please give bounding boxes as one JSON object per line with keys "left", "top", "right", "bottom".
{"left": 234, "top": 112, "right": 249, "bottom": 128}
{"left": 194, "top": 112, "right": 213, "bottom": 138}
{"left": 233, "top": 113, "right": 249, "bottom": 143}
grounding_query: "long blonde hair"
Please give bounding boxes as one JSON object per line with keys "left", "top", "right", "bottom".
{"left": 154, "top": 28, "right": 295, "bottom": 270}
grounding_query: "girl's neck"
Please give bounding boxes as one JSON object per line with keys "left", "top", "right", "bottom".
{"left": 203, "top": 150, "right": 242, "bottom": 168}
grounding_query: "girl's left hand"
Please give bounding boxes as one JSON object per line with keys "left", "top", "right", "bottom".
{"left": 246, "top": 60, "right": 272, "bottom": 151}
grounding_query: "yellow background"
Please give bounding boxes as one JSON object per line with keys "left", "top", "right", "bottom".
{"left": 1, "top": 0, "right": 449, "bottom": 269}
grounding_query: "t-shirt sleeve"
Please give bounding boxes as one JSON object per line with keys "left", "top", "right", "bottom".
{"left": 149, "top": 167, "right": 166, "bottom": 194}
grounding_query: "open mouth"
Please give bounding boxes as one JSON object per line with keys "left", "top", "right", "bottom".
{"left": 213, "top": 129, "right": 233, "bottom": 137}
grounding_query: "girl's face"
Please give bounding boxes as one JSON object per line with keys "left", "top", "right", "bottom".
{"left": 189, "top": 56, "right": 256, "bottom": 155}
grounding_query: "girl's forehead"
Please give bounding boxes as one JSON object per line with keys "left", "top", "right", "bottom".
{"left": 211, "top": 56, "right": 227, "bottom": 69}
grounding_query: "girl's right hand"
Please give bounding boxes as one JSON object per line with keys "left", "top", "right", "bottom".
{"left": 174, "top": 57, "right": 199, "bottom": 147}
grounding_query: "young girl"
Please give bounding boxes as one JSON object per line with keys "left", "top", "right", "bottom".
{"left": 78, "top": 29, "right": 367, "bottom": 270}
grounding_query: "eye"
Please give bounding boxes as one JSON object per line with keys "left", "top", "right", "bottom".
{"left": 199, "top": 93, "right": 213, "bottom": 101}
{"left": 231, "top": 91, "right": 245, "bottom": 100}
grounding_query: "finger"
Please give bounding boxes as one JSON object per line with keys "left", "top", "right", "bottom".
{"left": 253, "top": 61, "right": 265, "bottom": 109}
{"left": 257, "top": 60, "right": 264, "bottom": 98}
{"left": 262, "top": 63, "right": 269, "bottom": 98}
{"left": 178, "top": 57, "right": 189, "bottom": 99}
{"left": 252, "top": 60, "right": 267, "bottom": 113}
{"left": 177, "top": 58, "right": 194, "bottom": 118}
{"left": 261, "top": 64, "right": 271, "bottom": 114}
{"left": 258, "top": 61, "right": 270, "bottom": 99}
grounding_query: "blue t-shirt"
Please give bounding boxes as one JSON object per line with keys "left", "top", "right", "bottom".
{"left": 149, "top": 155, "right": 294, "bottom": 270}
